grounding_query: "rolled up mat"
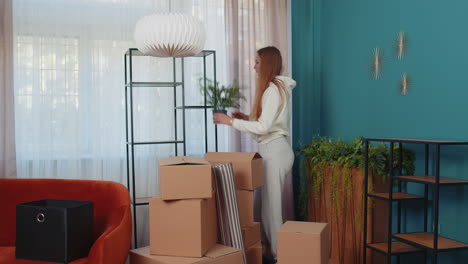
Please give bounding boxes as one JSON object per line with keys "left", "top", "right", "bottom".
{"left": 212, "top": 163, "right": 247, "bottom": 264}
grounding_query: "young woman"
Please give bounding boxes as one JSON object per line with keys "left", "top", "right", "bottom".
{"left": 213, "top": 46, "right": 296, "bottom": 262}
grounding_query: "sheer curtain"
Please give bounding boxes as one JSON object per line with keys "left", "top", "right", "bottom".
{"left": 224, "top": 0, "right": 294, "bottom": 222}
{"left": 13, "top": 0, "right": 227, "bottom": 246}
{"left": 0, "top": 0, "right": 16, "bottom": 179}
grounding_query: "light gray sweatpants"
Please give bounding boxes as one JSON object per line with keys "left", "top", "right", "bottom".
{"left": 258, "top": 136, "right": 294, "bottom": 259}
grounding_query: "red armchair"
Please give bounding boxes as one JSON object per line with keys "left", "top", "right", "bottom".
{"left": 0, "top": 178, "right": 132, "bottom": 264}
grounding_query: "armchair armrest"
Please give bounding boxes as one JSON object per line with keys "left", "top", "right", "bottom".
{"left": 87, "top": 205, "right": 132, "bottom": 264}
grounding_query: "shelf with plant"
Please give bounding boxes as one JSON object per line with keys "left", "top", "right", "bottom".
{"left": 296, "top": 136, "right": 416, "bottom": 264}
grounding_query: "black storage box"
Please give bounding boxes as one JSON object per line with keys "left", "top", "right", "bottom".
{"left": 16, "top": 199, "right": 94, "bottom": 263}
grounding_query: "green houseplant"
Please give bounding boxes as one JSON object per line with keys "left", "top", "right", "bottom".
{"left": 297, "top": 136, "right": 415, "bottom": 219}
{"left": 296, "top": 136, "right": 416, "bottom": 264}
{"left": 200, "top": 78, "right": 244, "bottom": 114}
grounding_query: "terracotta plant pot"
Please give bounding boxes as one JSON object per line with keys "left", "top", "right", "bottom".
{"left": 307, "top": 164, "right": 389, "bottom": 264}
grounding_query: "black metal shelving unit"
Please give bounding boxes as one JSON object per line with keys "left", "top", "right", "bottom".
{"left": 124, "top": 48, "right": 219, "bottom": 248}
{"left": 363, "top": 138, "right": 468, "bottom": 264}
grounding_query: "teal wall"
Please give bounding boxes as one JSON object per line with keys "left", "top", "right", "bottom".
{"left": 292, "top": 0, "right": 468, "bottom": 263}
{"left": 320, "top": 0, "right": 468, "bottom": 141}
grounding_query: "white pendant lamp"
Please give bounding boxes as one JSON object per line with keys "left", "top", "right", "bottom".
{"left": 134, "top": 13, "right": 206, "bottom": 57}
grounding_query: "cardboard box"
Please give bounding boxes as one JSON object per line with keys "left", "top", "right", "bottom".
{"left": 130, "top": 244, "right": 243, "bottom": 264}
{"left": 236, "top": 190, "right": 254, "bottom": 227}
{"left": 159, "top": 156, "right": 213, "bottom": 200}
{"left": 149, "top": 195, "right": 218, "bottom": 257}
{"left": 246, "top": 242, "right": 262, "bottom": 264}
{"left": 242, "top": 222, "right": 260, "bottom": 248}
{"left": 204, "top": 152, "right": 263, "bottom": 190}
{"left": 277, "top": 221, "right": 329, "bottom": 264}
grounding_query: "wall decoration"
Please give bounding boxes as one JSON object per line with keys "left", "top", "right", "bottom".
{"left": 396, "top": 31, "right": 407, "bottom": 60}
{"left": 400, "top": 73, "right": 410, "bottom": 95}
{"left": 371, "top": 47, "right": 382, "bottom": 80}
{"left": 134, "top": 13, "right": 206, "bottom": 57}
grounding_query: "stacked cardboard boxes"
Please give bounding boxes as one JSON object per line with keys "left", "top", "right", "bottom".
{"left": 205, "top": 152, "right": 264, "bottom": 264}
{"left": 130, "top": 156, "right": 244, "bottom": 264}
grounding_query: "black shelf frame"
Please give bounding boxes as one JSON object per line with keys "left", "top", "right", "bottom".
{"left": 363, "top": 138, "right": 468, "bottom": 264}
{"left": 124, "top": 48, "right": 219, "bottom": 248}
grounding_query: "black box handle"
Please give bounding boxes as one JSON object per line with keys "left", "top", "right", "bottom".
{"left": 36, "top": 213, "right": 45, "bottom": 223}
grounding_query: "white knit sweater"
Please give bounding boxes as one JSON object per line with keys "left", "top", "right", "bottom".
{"left": 232, "top": 76, "right": 296, "bottom": 144}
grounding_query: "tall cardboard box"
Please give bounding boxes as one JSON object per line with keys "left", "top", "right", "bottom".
{"left": 130, "top": 244, "right": 243, "bottom": 264}
{"left": 277, "top": 221, "right": 329, "bottom": 264}
{"left": 246, "top": 242, "right": 262, "bottom": 264}
{"left": 159, "top": 156, "right": 213, "bottom": 200}
{"left": 242, "top": 222, "right": 260, "bottom": 248}
{"left": 204, "top": 152, "right": 263, "bottom": 190}
{"left": 149, "top": 195, "right": 218, "bottom": 257}
{"left": 236, "top": 190, "right": 254, "bottom": 227}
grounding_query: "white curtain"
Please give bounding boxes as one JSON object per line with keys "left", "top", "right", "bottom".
{"left": 224, "top": 0, "right": 294, "bottom": 222}
{"left": 0, "top": 0, "right": 16, "bottom": 179}
{"left": 13, "top": 0, "right": 228, "bottom": 246}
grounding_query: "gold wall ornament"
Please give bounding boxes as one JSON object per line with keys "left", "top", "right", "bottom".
{"left": 371, "top": 47, "right": 382, "bottom": 80}
{"left": 400, "top": 73, "right": 410, "bottom": 95}
{"left": 396, "top": 31, "right": 406, "bottom": 60}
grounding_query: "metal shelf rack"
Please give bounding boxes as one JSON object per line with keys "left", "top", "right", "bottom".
{"left": 124, "top": 48, "right": 219, "bottom": 248}
{"left": 363, "top": 138, "right": 468, "bottom": 264}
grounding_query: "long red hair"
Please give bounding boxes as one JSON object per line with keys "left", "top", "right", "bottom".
{"left": 250, "top": 46, "right": 286, "bottom": 120}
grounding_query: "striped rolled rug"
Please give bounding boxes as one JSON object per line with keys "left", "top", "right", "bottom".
{"left": 212, "top": 163, "right": 247, "bottom": 264}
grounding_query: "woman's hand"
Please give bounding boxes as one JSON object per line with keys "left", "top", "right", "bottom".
{"left": 232, "top": 111, "right": 249, "bottom": 120}
{"left": 213, "top": 113, "right": 233, "bottom": 126}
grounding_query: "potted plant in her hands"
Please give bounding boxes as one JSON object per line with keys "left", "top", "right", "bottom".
{"left": 200, "top": 78, "right": 244, "bottom": 114}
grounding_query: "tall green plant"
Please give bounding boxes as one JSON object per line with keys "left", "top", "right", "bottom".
{"left": 296, "top": 136, "right": 416, "bottom": 220}
{"left": 199, "top": 78, "right": 245, "bottom": 111}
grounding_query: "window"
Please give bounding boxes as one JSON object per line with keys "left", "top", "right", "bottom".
{"left": 13, "top": 0, "right": 228, "bottom": 182}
